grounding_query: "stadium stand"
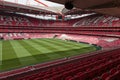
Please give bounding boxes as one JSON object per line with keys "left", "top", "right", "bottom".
{"left": 1, "top": 0, "right": 120, "bottom": 79}
{"left": 1, "top": 33, "right": 56, "bottom": 40}
{"left": 0, "top": 12, "right": 40, "bottom": 26}
{"left": 57, "top": 34, "right": 120, "bottom": 48}
{"left": 72, "top": 14, "right": 120, "bottom": 27}
{"left": 1, "top": 12, "right": 120, "bottom": 48}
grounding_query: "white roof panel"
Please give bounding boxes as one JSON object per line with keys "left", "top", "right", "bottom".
{"left": 4, "top": 0, "right": 64, "bottom": 13}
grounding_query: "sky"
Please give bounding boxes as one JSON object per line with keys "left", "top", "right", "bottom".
{"left": 4, "top": 0, "right": 63, "bottom": 7}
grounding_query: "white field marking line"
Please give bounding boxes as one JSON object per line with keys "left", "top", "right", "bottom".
{"left": 0, "top": 41, "right": 2, "bottom": 65}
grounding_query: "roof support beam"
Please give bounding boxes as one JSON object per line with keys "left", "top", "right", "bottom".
{"left": 34, "top": 0, "right": 48, "bottom": 7}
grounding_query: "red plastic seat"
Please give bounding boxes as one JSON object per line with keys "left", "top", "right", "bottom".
{"left": 92, "top": 77, "right": 100, "bottom": 80}
{"left": 101, "top": 72, "right": 110, "bottom": 80}
{"left": 110, "top": 68, "right": 117, "bottom": 74}
{"left": 65, "top": 76, "right": 73, "bottom": 80}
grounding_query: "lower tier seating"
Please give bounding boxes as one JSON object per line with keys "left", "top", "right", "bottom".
{"left": 58, "top": 34, "right": 120, "bottom": 48}
{"left": 1, "top": 33, "right": 56, "bottom": 40}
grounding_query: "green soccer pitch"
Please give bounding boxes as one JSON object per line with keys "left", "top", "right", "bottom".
{"left": 0, "top": 38, "right": 98, "bottom": 72}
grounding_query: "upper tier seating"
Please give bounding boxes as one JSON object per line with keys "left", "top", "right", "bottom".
{"left": 1, "top": 13, "right": 120, "bottom": 27}
{"left": 72, "top": 14, "right": 120, "bottom": 27}
{"left": 0, "top": 12, "right": 44, "bottom": 27}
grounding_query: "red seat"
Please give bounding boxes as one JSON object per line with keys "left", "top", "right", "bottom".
{"left": 101, "top": 72, "right": 110, "bottom": 80}
{"left": 117, "top": 65, "right": 120, "bottom": 70}
{"left": 65, "top": 76, "right": 73, "bottom": 80}
{"left": 92, "top": 77, "right": 100, "bottom": 80}
{"left": 110, "top": 68, "right": 117, "bottom": 74}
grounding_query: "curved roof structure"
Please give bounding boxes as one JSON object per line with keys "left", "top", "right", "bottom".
{"left": 1, "top": 0, "right": 120, "bottom": 17}
{"left": 47, "top": 0, "right": 120, "bottom": 17}
{"left": 0, "top": 0, "right": 65, "bottom": 15}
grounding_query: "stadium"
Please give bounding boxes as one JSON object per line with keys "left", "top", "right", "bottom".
{"left": 0, "top": 0, "right": 120, "bottom": 80}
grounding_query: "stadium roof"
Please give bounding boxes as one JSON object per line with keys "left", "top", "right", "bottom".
{"left": 47, "top": 0, "right": 120, "bottom": 17}
{"left": 0, "top": 0, "right": 65, "bottom": 15}
{"left": 1, "top": 0, "right": 120, "bottom": 17}
{"left": 0, "top": 0, "right": 95, "bottom": 16}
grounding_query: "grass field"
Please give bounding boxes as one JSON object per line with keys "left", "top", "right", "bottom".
{"left": 0, "top": 38, "right": 98, "bottom": 72}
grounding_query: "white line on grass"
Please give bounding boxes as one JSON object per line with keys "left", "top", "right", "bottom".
{"left": 0, "top": 41, "right": 2, "bottom": 65}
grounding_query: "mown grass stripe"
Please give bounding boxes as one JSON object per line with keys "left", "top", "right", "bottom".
{"left": 54, "top": 39, "right": 90, "bottom": 47}
{"left": 18, "top": 40, "right": 43, "bottom": 55}
{"left": 40, "top": 38, "right": 78, "bottom": 47}
{"left": 19, "top": 40, "right": 64, "bottom": 63}
{"left": 1, "top": 40, "right": 21, "bottom": 71}
{"left": 35, "top": 39, "right": 84, "bottom": 58}
{"left": 40, "top": 39, "right": 84, "bottom": 49}
{"left": 10, "top": 40, "right": 37, "bottom": 65}
{"left": 2, "top": 41, "right": 19, "bottom": 60}
{"left": 22, "top": 40, "right": 52, "bottom": 53}
{"left": 33, "top": 39, "right": 73, "bottom": 51}
{"left": 35, "top": 39, "right": 87, "bottom": 53}
{"left": 30, "top": 39, "right": 64, "bottom": 59}
{"left": 42, "top": 38, "right": 87, "bottom": 47}
{"left": 30, "top": 39, "right": 64, "bottom": 54}
{"left": 33, "top": 39, "right": 87, "bottom": 57}
{"left": 10, "top": 40, "right": 33, "bottom": 57}
{"left": 38, "top": 39, "right": 97, "bottom": 56}
{"left": 0, "top": 39, "right": 97, "bottom": 72}
{"left": 18, "top": 40, "right": 51, "bottom": 63}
